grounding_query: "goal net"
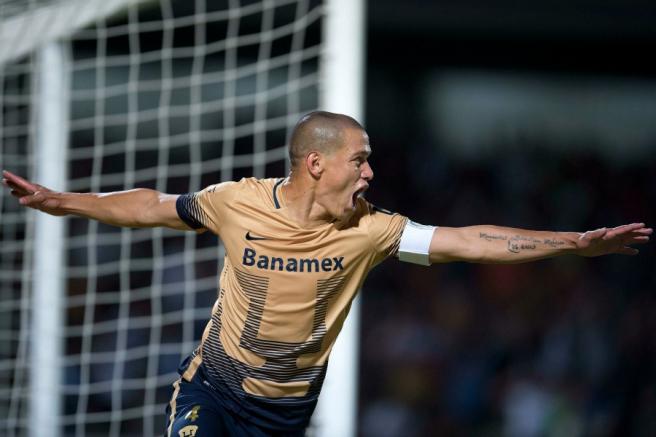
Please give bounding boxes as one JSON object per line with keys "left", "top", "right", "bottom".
{"left": 0, "top": 0, "right": 354, "bottom": 435}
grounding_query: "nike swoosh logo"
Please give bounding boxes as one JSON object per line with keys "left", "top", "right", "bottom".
{"left": 245, "top": 231, "right": 269, "bottom": 241}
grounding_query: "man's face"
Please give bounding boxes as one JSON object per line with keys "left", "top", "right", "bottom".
{"left": 318, "top": 127, "right": 374, "bottom": 220}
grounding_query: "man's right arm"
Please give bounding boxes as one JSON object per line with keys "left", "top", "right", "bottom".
{"left": 2, "top": 170, "right": 192, "bottom": 231}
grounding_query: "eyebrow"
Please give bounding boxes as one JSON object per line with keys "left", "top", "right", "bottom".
{"left": 350, "top": 146, "right": 371, "bottom": 159}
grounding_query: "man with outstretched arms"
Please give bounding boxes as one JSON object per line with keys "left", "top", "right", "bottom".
{"left": 3, "top": 111, "right": 651, "bottom": 436}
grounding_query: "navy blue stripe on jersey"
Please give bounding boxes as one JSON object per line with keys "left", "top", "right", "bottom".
{"left": 176, "top": 193, "right": 208, "bottom": 229}
{"left": 272, "top": 178, "right": 284, "bottom": 209}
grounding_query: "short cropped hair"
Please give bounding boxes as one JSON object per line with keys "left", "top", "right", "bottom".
{"left": 288, "top": 111, "right": 364, "bottom": 168}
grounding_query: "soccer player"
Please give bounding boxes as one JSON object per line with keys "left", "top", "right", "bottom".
{"left": 2, "top": 111, "right": 651, "bottom": 437}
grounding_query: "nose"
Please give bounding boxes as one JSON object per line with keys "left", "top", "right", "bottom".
{"left": 361, "top": 161, "right": 374, "bottom": 181}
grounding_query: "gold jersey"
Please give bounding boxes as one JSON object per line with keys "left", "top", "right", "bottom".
{"left": 175, "top": 177, "right": 406, "bottom": 428}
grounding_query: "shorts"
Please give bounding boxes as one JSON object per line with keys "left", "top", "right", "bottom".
{"left": 164, "top": 376, "right": 307, "bottom": 437}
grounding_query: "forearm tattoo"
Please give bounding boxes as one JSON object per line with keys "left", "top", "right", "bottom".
{"left": 543, "top": 238, "right": 566, "bottom": 248}
{"left": 479, "top": 232, "right": 507, "bottom": 241}
{"left": 478, "top": 232, "right": 567, "bottom": 254}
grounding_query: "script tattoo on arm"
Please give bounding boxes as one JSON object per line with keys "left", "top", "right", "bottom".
{"left": 507, "top": 236, "right": 568, "bottom": 253}
{"left": 478, "top": 231, "right": 569, "bottom": 255}
{"left": 507, "top": 235, "right": 541, "bottom": 253}
{"left": 543, "top": 238, "right": 566, "bottom": 248}
{"left": 479, "top": 232, "right": 508, "bottom": 241}
{"left": 478, "top": 232, "right": 538, "bottom": 254}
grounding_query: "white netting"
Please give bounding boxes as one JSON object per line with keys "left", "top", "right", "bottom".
{"left": 0, "top": 0, "right": 323, "bottom": 435}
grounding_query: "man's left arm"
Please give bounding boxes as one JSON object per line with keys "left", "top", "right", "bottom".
{"left": 428, "top": 223, "right": 652, "bottom": 264}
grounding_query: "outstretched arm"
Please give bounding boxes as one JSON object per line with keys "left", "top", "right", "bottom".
{"left": 429, "top": 224, "right": 651, "bottom": 264}
{"left": 2, "top": 170, "right": 191, "bottom": 230}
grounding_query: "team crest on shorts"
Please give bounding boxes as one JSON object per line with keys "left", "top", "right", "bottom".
{"left": 184, "top": 405, "right": 200, "bottom": 421}
{"left": 178, "top": 425, "right": 198, "bottom": 437}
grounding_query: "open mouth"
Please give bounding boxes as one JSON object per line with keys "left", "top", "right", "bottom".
{"left": 351, "top": 186, "right": 368, "bottom": 207}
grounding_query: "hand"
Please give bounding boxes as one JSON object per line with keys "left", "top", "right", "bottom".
{"left": 577, "top": 223, "right": 652, "bottom": 257}
{"left": 2, "top": 170, "right": 67, "bottom": 216}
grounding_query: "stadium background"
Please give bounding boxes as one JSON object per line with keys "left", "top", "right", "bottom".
{"left": 361, "top": 1, "right": 655, "bottom": 436}
{"left": 1, "top": 0, "right": 655, "bottom": 436}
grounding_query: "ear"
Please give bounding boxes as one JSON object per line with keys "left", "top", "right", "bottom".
{"left": 305, "top": 151, "right": 323, "bottom": 179}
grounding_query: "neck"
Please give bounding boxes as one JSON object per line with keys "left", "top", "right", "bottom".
{"left": 281, "top": 172, "right": 334, "bottom": 227}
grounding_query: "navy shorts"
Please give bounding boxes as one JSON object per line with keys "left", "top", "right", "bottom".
{"left": 164, "top": 376, "right": 307, "bottom": 437}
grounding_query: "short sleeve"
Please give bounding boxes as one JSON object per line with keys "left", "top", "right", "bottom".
{"left": 366, "top": 204, "right": 408, "bottom": 265}
{"left": 176, "top": 181, "right": 235, "bottom": 233}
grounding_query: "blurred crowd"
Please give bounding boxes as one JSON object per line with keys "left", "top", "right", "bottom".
{"left": 359, "top": 141, "right": 655, "bottom": 437}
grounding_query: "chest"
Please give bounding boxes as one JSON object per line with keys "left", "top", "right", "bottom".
{"left": 219, "top": 209, "right": 370, "bottom": 278}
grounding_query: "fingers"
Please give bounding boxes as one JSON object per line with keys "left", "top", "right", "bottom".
{"left": 617, "top": 246, "right": 639, "bottom": 256}
{"left": 4, "top": 180, "right": 31, "bottom": 197}
{"left": 623, "top": 233, "right": 651, "bottom": 246}
{"left": 608, "top": 224, "right": 652, "bottom": 254}
{"left": 2, "top": 170, "right": 38, "bottom": 195}
{"left": 3, "top": 179, "right": 32, "bottom": 197}
{"left": 603, "top": 223, "right": 648, "bottom": 240}
{"left": 580, "top": 223, "right": 650, "bottom": 257}
{"left": 627, "top": 228, "right": 653, "bottom": 238}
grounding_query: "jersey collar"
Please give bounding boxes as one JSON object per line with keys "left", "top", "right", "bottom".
{"left": 272, "top": 178, "right": 285, "bottom": 209}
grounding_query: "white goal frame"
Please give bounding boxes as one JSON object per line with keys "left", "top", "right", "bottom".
{"left": 29, "top": 41, "right": 69, "bottom": 437}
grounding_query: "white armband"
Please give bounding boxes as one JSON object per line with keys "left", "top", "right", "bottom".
{"left": 397, "top": 220, "right": 436, "bottom": 266}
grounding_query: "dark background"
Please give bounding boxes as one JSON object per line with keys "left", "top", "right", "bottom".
{"left": 359, "top": 1, "right": 656, "bottom": 436}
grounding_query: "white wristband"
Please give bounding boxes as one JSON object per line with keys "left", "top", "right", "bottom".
{"left": 398, "top": 220, "right": 436, "bottom": 266}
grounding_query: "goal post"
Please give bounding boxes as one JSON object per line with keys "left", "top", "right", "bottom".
{"left": 29, "top": 41, "right": 70, "bottom": 437}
